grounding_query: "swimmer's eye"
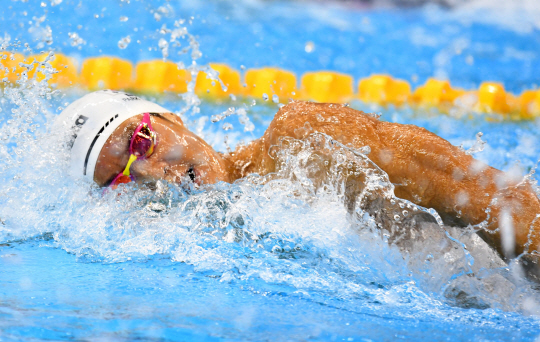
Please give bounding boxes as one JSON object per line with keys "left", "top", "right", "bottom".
{"left": 187, "top": 167, "right": 196, "bottom": 182}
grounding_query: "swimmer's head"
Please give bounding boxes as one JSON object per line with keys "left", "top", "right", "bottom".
{"left": 58, "top": 90, "right": 230, "bottom": 187}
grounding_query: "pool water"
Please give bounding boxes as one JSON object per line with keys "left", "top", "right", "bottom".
{"left": 2, "top": 0, "right": 540, "bottom": 341}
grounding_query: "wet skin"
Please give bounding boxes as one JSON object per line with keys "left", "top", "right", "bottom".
{"left": 95, "top": 101, "right": 540, "bottom": 271}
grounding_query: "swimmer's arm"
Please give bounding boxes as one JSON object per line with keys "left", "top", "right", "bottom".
{"left": 237, "top": 101, "right": 540, "bottom": 258}
{"left": 372, "top": 119, "right": 540, "bottom": 258}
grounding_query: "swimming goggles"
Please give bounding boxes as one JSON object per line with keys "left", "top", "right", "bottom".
{"left": 109, "top": 112, "right": 157, "bottom": 189}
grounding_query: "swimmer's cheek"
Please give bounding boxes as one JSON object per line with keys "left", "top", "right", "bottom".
{"left": 130, "top": 160, "right": 169, "bottom": 184}
{"left": 193, "top": 166, "right": 224, "bottom": 186}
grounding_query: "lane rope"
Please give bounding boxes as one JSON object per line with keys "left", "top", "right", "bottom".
{"left": 1, "top": 52, "right": 539, "bottom": 119}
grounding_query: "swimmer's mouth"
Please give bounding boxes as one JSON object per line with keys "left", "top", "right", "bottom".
{"left": 164, "top": 165, "right": 202, "bottom": 187}
{"left": 185, "top": 166, "right": 202, "bottom": 186}
{"left": 187, "top": 166, "right": 196, "bottom": 182}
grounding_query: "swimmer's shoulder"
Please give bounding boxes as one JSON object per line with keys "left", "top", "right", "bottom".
{"left": 272, "top": 101, "right": 379, "bottom": 136}
{"left": 276, "top": 101, "right": 376, "bottom": 122}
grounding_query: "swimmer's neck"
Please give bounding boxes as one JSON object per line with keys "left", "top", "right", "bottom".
{"left": 222, "top": 137, "right": 272, "bottom": 182}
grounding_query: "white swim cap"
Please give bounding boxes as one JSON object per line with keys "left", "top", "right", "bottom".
{"left": 57, "top": 90, "right": 171, "bottom": 181}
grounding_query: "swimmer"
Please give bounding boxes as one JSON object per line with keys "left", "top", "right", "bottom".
{"left": 58, "top": 90, "right": 540, "bottom": 280}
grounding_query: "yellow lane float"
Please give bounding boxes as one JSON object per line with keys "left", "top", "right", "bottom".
{"left": 301, "top": 71, "right": 353, "bottom": 103}
{"left": 244, "top": 67, "right": 297, "bottom": 101}
{"left": 195, "top": 63, "right": 242, "bottom": 99}
{"left": 412, "top": 78, "right": 465, "bottom": 109}
{"left": 134, "top": 60, "right": 191, "bottom": 94}
{"left": 358, "top": 74, "right": 411, "bottom": 106}
{"left": 519, "top": 90, "right": 540, "bottom": 119}
{"left": 26, "top": 53, "right": 78, "bottom": 87}
{"left": 81, "top": 56, "right": 133, "bottom": 90}
{"left": 1, "top": 51, "right": 538, "bottom": 120}
{"left": 1, "top": 52, "right": 27, "bottom": 84}
{"left": 475, "top": 82, "right": 513, "bottom": 115}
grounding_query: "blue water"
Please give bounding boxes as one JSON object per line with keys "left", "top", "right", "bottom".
{"left": 2, "top": 0, "right": 540, "bottom": 341}
{"left": 3, "top": 0, "right": 540, "bottom": 92}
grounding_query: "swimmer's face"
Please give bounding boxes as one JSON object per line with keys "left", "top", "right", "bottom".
{"left": 94, "top": 113, "right": 231, "bottom": 187}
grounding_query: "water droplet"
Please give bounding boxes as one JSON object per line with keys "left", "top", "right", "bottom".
{"left": 272, "top": 246, "right": 282, "bottom": 253}
{"left": 305, "top": 41, "right": 315, "bottom": 53}
{"left": 272, "top": 94, "right": 279, "bottom": 104}
{"left": 68, "top": 32, "right": 85, "bottom": 47}
{"left": 262, "top": 93, "right": 269, "bottom": 101}
{"left": 394, "top": 215, "right": 400, "bottom": 221}
{"left": 158, "top": 38, "right": 168, "bottom": 58}
{"left": 402, "top": 210, "right": 408, "bottom": 217}
{"left": 222, "top": 123, "right": 233, "bottom": 131}
{"left": 119, "top": 16, "right": 128, "bottom": 22}
{"left": 118, "top": 35, "right": 131, "bottom": 49}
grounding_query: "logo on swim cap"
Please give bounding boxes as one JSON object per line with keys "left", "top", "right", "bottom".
{"left": 66, "top": 114, "right": 89, "bottom": 149}
{"left": 57, "top": 90, "right": 170, "bottom": 182}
